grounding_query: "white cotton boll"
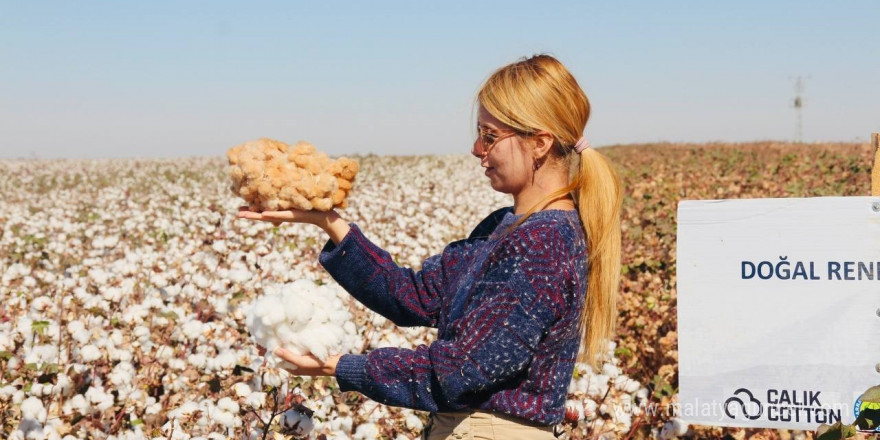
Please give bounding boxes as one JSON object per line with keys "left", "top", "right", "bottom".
{"left": 217, "top": 397, "right": 239, "bottom": 413}
{"left": 62, "top": 395, "right": 89, "bottom": 416}
{"left": 29, "top": 296, "right": 54, "bottom": 316}
{"left": 120, "top": 278, "right": 136, "bottom": 295}
{"left": 102, "top": 287, "right": 123, "bottom": 302}
{"left": 88, "top": 268, "right": 110, "bottom": 285}
{"left": 244, "top": 392, "right": 265, "bottom": 409}
{"left": 28, "top": 383, "right": 48, "bottom": 398}
{"left": 279, "top": 409, "right": 313, "bottom": 437}
{"left": 247, "top": 280, "right": 359, "bottom": 364}
{"left": 53, "top": 374, "right": 73, "bottom": 396}
{"left": 228, "top": 268, "right": 252, "bottom": 284}
{"left": 21, "top": 396, "right": 47, "bottom": 421}
{"left": 329, "top": 415, "right": 353, "bottom": 433}
{"left": 602, "top": 363, "right": 621, "bottom": 379}
{"left": 0, "top": 333, "right": 12, "bottom": 351}
{"left": 211, "top": 240, "right": 228, "bottom": 254}
{"left": 188, "top": 353, "right": 207, "bottom": 369}
{"left": 22, "top": 276, "right": 38, "bottom": 289}
{"left": 110, "top": 330, "right": 123, "bottom": 346}
{"left": 26, "top": 345, "right": 58, "bottom": 365}
{"left": 658, "top": 418, "right": 689, "bottom": 440}
{"left": 211, "top": 351, "right": 237, "bottom": 372}
{"left": 182, "top": 320, "right": 204, "bottom": 341}
{"left": 583, "top": 399, "right": 598, "bottom": 419}
{"left": 212, "top": 297, "right": 229, "bottom": 315}
{"left": 262, "top": 371, "right": 283, "bottom": 388}
{"left": 110, "top": 362, "right": 135, "bottom": 387}
{"left": 591, "top": 375, "right": 610, "bottom": 396}
{"left": 614, "top": 375, "right": 642, "bottom": 394}
{"left": 132, "top": 325, "right": 151, "bottom": 342}
{"left": 212, "top": 409, "right": 238, "bottom": 429}
{"left": 404, "top": 413, "right": 424, "bottom": 431}
{"left": 79, "top": 344, "right": 101, "bottom": 362}
{"left": 568, "top": 376, "right": 584, "bottom": 394}
{"left": 168, "top": 358, "right": 186, "bottom": 371}
{"left": 353, "top": 422, "right": 380, "bottom": 440}
{"left": 160, "top": 419, "right": 188, "bottom": 440}
{"left": 145, "top": 401, "right": 162, "bottom": 416}
{"left": 232, "top": 383, "right": 252, "bottom": 399}
{"left": 155, "top": 345, "right": 174, "bottom": 361}
{"left": 85, "top": 387, "right": 114, "bottom": 411}
{"left": 71, "top": 329, "right": 90, "bottom": 345}
{"left": 613, "top": 409, "right": 632, "bottom": 427}
{"left": 127, "top": 389, "right": 147, "bottom": 408}
{"left": 0, "top": 385, "right": 17, "bottom": 400}
{"left": 109, "top": 347, "right": 133, "bottom": 363}
{"left": 170, "top": 401, "right": 200, "bottom": 418}
{"left": 191, "top": 273, "right": 210, "bottom": 290}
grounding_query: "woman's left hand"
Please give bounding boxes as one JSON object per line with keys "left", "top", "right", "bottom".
{"left": 273, "top": 347, "right": 341, "bottom": 376}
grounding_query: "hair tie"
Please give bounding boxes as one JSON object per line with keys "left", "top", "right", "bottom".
{"left": 574, "top": 136, "right": 591, "bottom": 153}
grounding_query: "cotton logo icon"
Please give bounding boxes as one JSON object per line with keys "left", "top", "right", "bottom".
{"left": 724, "top": 388, "right": 763, "bottom": 420}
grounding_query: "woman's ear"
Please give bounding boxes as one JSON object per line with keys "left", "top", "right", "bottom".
{"left": 533, "top": 131, "right": 556, "bottom": 160}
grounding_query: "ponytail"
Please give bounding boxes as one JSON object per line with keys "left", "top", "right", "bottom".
{"left": 572, "top": 149, "right": 621, "bottom": 369}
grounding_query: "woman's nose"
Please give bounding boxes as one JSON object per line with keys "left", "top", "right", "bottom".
{"left": 471, "top": 139, "right": 484, "bottom": 158}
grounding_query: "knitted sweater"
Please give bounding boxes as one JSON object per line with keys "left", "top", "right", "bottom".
{"left": 321, "top": 207, "right": 588, "bottom": 425}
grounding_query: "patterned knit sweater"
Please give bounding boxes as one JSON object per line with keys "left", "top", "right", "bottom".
{"left": 321, "top": 207, "right": 588, "bottom": 425}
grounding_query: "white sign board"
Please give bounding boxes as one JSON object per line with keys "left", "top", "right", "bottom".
{"left": 677, "top": 197, "right": 880, "bottom": 430}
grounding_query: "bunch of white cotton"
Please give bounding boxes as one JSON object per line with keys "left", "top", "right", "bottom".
{"left": 246, "top": 279, "right": 360, "bottom": 366}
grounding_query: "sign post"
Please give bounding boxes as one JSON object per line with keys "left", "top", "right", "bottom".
{"left": 873, "top": 132, "right": 879, "bottom": 196}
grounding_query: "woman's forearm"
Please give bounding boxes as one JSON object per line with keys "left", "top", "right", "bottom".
{"left": 316, "top": 211, "right": 351, "bottom": 245}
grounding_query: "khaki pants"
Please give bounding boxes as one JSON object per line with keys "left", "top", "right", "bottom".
{"left": 422, "top": 410, "right": 556, "bottom": 440}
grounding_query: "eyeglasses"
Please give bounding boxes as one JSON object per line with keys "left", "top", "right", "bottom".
{"left": 475, "top": 127, "right": 519, "bottom": 157}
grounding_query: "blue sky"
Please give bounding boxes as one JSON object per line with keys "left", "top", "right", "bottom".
{"left": 1, "top": 1, "right": 878, "bottom": 158}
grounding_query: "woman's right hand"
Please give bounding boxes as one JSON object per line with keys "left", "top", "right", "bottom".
{"left": 237, "top": 206, "right": 351, "bottom": 245}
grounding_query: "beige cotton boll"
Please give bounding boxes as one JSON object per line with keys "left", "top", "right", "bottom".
{"left": 227, "top": 138, "right": 359, "bottom": 212}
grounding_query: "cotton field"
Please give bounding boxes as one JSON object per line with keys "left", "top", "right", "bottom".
{"left": 0, "top": 154, "right": 652, "bottom": 439}
{"left": 4, "top": 142, "right": 870, "bottom": 439}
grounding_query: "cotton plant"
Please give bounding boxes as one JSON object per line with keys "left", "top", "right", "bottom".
{"left": 560, "top": 341, "right": 652, "bottom": 439}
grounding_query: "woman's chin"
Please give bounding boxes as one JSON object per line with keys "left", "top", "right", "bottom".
{"left": 487, "top": 179, "right": 514, "bottom": 194}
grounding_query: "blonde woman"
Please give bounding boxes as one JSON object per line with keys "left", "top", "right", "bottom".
{"left": 239, "top": 54, "right": 622, "bottom": 440}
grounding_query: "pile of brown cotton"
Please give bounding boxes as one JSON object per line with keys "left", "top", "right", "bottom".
{"left": 227, "top": 138, "right": 359, "bottom": 211}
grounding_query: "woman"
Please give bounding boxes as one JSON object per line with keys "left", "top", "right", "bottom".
{"left": 238, "top": 54, "right": 622, "bottom": 440}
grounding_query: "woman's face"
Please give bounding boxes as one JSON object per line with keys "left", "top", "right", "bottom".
{"left": 471, "top": 106, "right": 534, "bottom": 196}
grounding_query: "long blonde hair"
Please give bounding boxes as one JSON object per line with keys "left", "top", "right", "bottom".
{"left": 477, "top": 54, "right": 622, "bottom": 369}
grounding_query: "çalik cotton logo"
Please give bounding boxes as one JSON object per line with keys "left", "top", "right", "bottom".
{"left": 724, "top": 388, "right": 763, "bottom": 420}
{"left": 724, "top": 388, "right": 842, "bottom": 424}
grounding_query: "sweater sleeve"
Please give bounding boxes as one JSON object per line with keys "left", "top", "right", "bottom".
{"left": 319, "top": 224, "right": 473, "bottom": 327}
{"left": 333, "top": 224, "right": 570, "bottom": 412}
